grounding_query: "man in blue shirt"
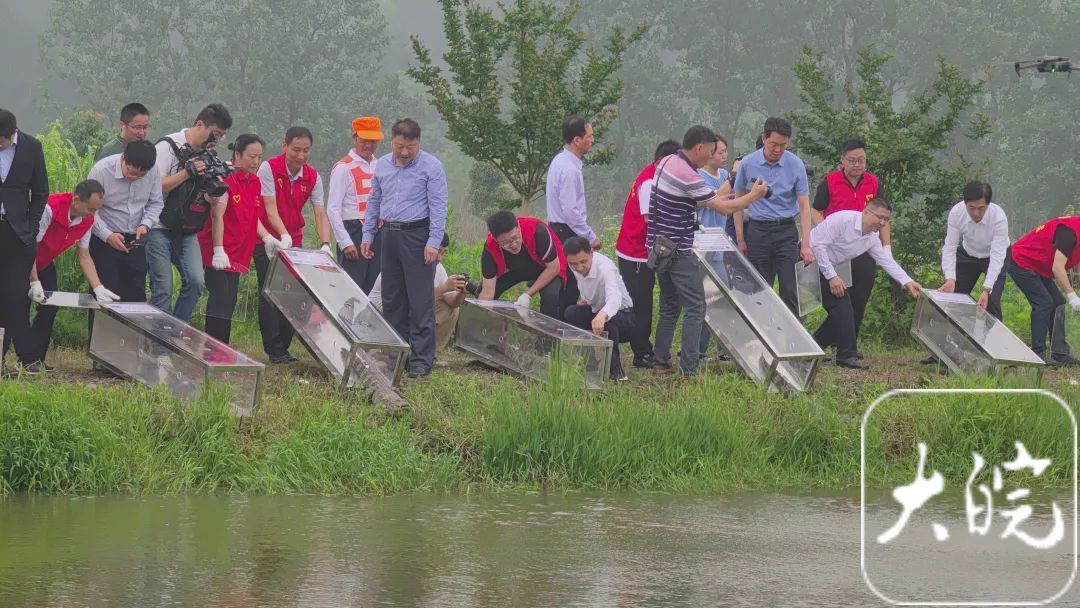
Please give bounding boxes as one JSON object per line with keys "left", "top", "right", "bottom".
{"left": 733, "top": 117, "right": 814, "bottom": 314}
{"left": 545, "top": 115, "right": 598, "bottom": 312}
{"left": 361, "top": 119, "right": 449, "bottom": 379}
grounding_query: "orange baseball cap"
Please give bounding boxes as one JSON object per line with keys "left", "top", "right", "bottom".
{"left": 352, "top": 116, "right": 384, "bottom": 140}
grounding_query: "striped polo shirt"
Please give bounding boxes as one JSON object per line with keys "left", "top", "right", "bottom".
{"left": 646, "top": 152, "right": 715, "bottom": 252}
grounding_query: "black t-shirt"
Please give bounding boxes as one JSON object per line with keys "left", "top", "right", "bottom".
{"left": 1053, "top": 224, "right": 1077, "bottom": 257}
{"left": 481, "top": 222, "right": 556, "bottom": 280}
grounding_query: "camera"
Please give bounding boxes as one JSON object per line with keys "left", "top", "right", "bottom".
{"left": 183, "top": 146, "right": 234, "bottom": 198}
{"left": 459, "top": 272, "right": 482, "bottom": 297}
{"left": 750, "top": 177, "right": 773, "bottom": 199}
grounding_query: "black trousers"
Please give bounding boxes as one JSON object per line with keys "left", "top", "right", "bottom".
{"left": 1, "top": 220, "right": 37, "bottom": 364}
{"left": 562, "top": 304, "right": 634, "bottom": 375}
{"left": 380, "top": 224, "right": 436, "bottom": 373}
{"left": 812, "top": 272, "right": 858, "bottom": 360}
{"left": 253, "top": 246, "right": 294, "bottom": 358}
{"left": 1008, "top": 257, "right": 1066, "bottom": 356}
{"left": 340, "top": 219, "right": 381, "bottom": 294}
{"left": 953, "top": 246, "right": 1007, "bottom": 320}
{"left": 617, "top": 257, "right": 654, "bottom": 359}
{"left": 493, "top": 272, "right": 565, "bottom": 319}
{"left": 549, "top": 222, "right": 582, "bottom": 313}
{"left": 26, "top": 262, "right": 59, "bottom": 363}
{"left": 88, "top": 235, "right": 148, "bottom": 302}
{"left": 745, "top": 219, "right": 800, "bottom": 315}
{"left": 849, "top": 251, "right": 876, "bottom": 340}
{"left": 204, "top": 268, "right": 241, "bottom": 344}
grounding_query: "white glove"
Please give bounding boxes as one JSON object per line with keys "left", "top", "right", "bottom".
{"left": 515, "top": 293, "right": 531, "bottom": 308}
{"left": 93, "top": 284, "right": 120, "bottom": 303}
{"left": 1069, "top": 292, "right": 1080, "bottom": 312}
{"left": 28, "top": 281, "right": 45, "bottom": 303}
{"left": 212, "top": 246, "right": 231, "bottom": 270}
{"left": 320, "top": 243, "right": 333, "bottom": 255}
{"left": 263, "top": 235, "right": 283, "bottom": 258}
{"left": 279, "top": 233, "right": 293, "bottom": 250}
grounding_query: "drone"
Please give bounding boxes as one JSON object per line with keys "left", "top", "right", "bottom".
{"left": 1014, "top": 56, "right": 1073, "bottom": 77}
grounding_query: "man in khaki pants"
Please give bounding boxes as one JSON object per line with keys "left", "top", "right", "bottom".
{"left": 367, "top": 233, "right": 466, "bottom": 358}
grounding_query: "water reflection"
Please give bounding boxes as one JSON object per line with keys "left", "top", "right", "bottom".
{"left": 0, "top": 491, "right": 1070, "bottom": 607}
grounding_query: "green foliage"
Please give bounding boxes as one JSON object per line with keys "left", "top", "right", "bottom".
{"left": 789, "top": 45, "right": 990, "bottom": 340}
{"left": 464, "top": 161, "right": 512, "bottom": 218}
{"left": 408, "top": 0, "right": 645, "bottom": 212}
{"left": 59, "top": 109, "right": 113, "bottom": 156}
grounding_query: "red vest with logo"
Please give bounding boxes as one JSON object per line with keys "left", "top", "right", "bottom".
{"left": 822, "top": 169, "right": 880, "bottom": 217}
{"left": 484, "top": 216, "right": 567, "bottom": 282}
{"left": 198, "top": 170, "right": 263, "bottom": 273}
{"left": 261, "top": 154, "right": 318, "bottom": 246}
{"left": 1011, "top": 216, "right": 1080, "bottom": 278}
{"left": 36, "top": 193, "right": 95, "bottom": 270}
{"left": 615, "top": 163, "right": 656, "bottom": 261}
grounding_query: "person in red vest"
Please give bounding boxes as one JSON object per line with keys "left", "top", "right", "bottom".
{"left": 1007, "top": 215, "right": 1080, "bottom": 366}
{"left": 614, "top": 139, "right": 679, "bottom": 368}
{"left": 198, "top": 134, "right": 265, "bottom": 344}
{"left": 479, "top": 210, "right": 567, "bottom": 319}
{"left": 254, "top": 126, "right": 329, "bottom": 363}
{"left": 21, "top": 179, "right": 119, "bottom": 372}
{"left": 810, "top": 138, "right": 886, "bottom": 358}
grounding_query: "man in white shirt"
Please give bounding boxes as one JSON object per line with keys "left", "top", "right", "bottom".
{"left": 938, "top": 181, "right": 1009, "bottom": 317}
{"left": 546, "top": 115, "right": 599, "bottom": 311}
{"left": 809, "top": 198, "right": 921, "bottom": 369}
{"left": 562, "top": 236, "right": 636, "bottom": 381}
{"left": 328, "top": 116, "right": 383, "bottom": 293}
{"left": 368, "top": 234, "right": 466, "bottom": 357}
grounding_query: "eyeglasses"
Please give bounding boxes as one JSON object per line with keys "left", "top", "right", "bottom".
{"left": 123, "top": 122, "right": 150, "bottom": 132}
{"left": 843, "top": 157, "right": 867, "bottom": 166}
{"left": 867, "top": 209, "right": 891, "bottom": 223}
{"left": 497, "top": 233, "right": 522, "bottom": 249}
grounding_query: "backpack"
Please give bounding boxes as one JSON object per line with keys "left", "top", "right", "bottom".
{"left": 157, "top": 137, "right": 213, "bottom": 234}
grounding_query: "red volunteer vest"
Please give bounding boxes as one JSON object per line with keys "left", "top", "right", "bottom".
{"left": 36, "top": 193, "right": 95, "bottom": 270}
{"left": 1011, "top": 216, "right": 1080, "bottom": 278}
{"left": 261, "top": 154, "right": 318, "bottom": 246}
{"left": 615, "top": 162, "right": 656, "bottom": 260}
{"left": 198, "top": 170, "right": 263, "bottom": 273}
{"left": 822, "top": 169, "right": 880, "bottom": 217}
{"left": 484, "top": 216, "right": 568, "bottom": 282}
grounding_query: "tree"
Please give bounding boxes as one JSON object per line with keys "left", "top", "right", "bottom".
{"left": 408, "top": 0, "right": 645, "bottom": 213}
{"left": 789, "top": 45, "right": 991, "bottom": 340}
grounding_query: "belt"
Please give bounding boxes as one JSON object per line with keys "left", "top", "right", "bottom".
{"left": 384, "top": 217, "right": 429, "bottom": 231}
{"left": 749, "top": 216, "right": 796, "bottom": 226}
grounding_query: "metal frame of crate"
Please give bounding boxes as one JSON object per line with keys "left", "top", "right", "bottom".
{"left": 262, "top": 248, "right": 410, "bottom": 391}
{"left": 454, "top": 299, "right": 613, "bottom": 390}
{"left": 694, "top": 229, "right": 826, "bottom": 392}
{"left": 795, "top": 258, "right": 853, "bottom": 317}
{"left": 88, "top": 301, "right": 266, "bottom": 417}
{"left": 912, "top": 289, "right": 1044, "bottom": 381}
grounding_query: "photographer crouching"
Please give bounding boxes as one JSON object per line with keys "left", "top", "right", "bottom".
{"left": 150, "top": 103, "right": 233, "bottom": 321}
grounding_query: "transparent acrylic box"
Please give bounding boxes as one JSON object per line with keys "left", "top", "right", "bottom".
{"left": 455, "top": 299, "right": 613, "bottom": 390}
{"left": 263, "top": 248, "right": 409, "bottom": 390}
{"left": 88, "top": 302, "right": 266, "bottom": 417}
{"left": 694, "top": 230, "right": 825, "bottom": 392}
{"left": 912, "top": 289, "right": 1044, "bottom": 381}
{"left": 795, "top": 259, "right": 852, "bottom": 317}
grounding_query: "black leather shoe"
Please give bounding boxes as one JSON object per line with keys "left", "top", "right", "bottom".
{"left": 268, "top": 353, "right": 298, "bottom": 364}
{"left": 406, "top": 368, "right": 432, "bottom": 379}
{"left": 632, "top": 354, "right": 655, "bottom": 369}
{"left": 1052, "top": 353, "right": 1080, "bottom": 366}
{"left": 836, "top": 357, "right": 870, "bottom": 370}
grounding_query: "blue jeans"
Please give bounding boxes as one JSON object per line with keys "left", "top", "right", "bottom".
{"left": 146, "top": 227, "right": 205, "bottom": 322}
{"left": 654, "top": 252, "right": 705, "bottom": 374}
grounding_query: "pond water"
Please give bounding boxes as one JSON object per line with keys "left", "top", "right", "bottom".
{"left": 0, "top": 490, "right": 1074, "bottom": 607}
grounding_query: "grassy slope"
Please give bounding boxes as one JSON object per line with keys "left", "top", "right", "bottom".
{"left": 2, "top": 339, "right": 1077, "bottom": 496}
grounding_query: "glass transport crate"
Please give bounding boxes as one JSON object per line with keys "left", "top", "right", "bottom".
{"left": 693, "top": 230, "right": 825, "bottom": 393}
{"left": 912, "top": 289, "right": 1044, "bottom": 380}
{"left": 454, "top": 299, "right": 613, "bottom": 390}
{"left": 795, "top": 258, "right": 853, "bottom": 317}
{"left": 88, "top": 302, "right": 265, "bottom": 417}
{"left": 263, "top": 248, "right": 410, "bottom": 390}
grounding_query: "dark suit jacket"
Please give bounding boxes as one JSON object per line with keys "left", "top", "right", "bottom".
{"left": 0, "top": 130, "right": 49, "bottom": 245}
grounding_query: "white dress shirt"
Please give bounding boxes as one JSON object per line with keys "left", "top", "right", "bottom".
{"left": 0, "top": 131, "right": 17, "bottom": 214}
{"left": 809, "top": 210, "right": 913, "bottom": 286}
{"left": 369, "top": 263, "right": 448, "bottom": 309}
{"left": 571, "top": 251, "right": 633, "bottom": 318}
{"left": 326, "top": 150, "right": 375, "bottom": 248}
{"left": 544, "top": 148, "right": 596, "bottom": 243}
{"left": 941, "top": 201, "right": 1010, "bottom": 291}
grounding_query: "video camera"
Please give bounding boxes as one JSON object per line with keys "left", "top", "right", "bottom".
{"left": 180, "top": 145, "right": 234, "bottom": 199}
